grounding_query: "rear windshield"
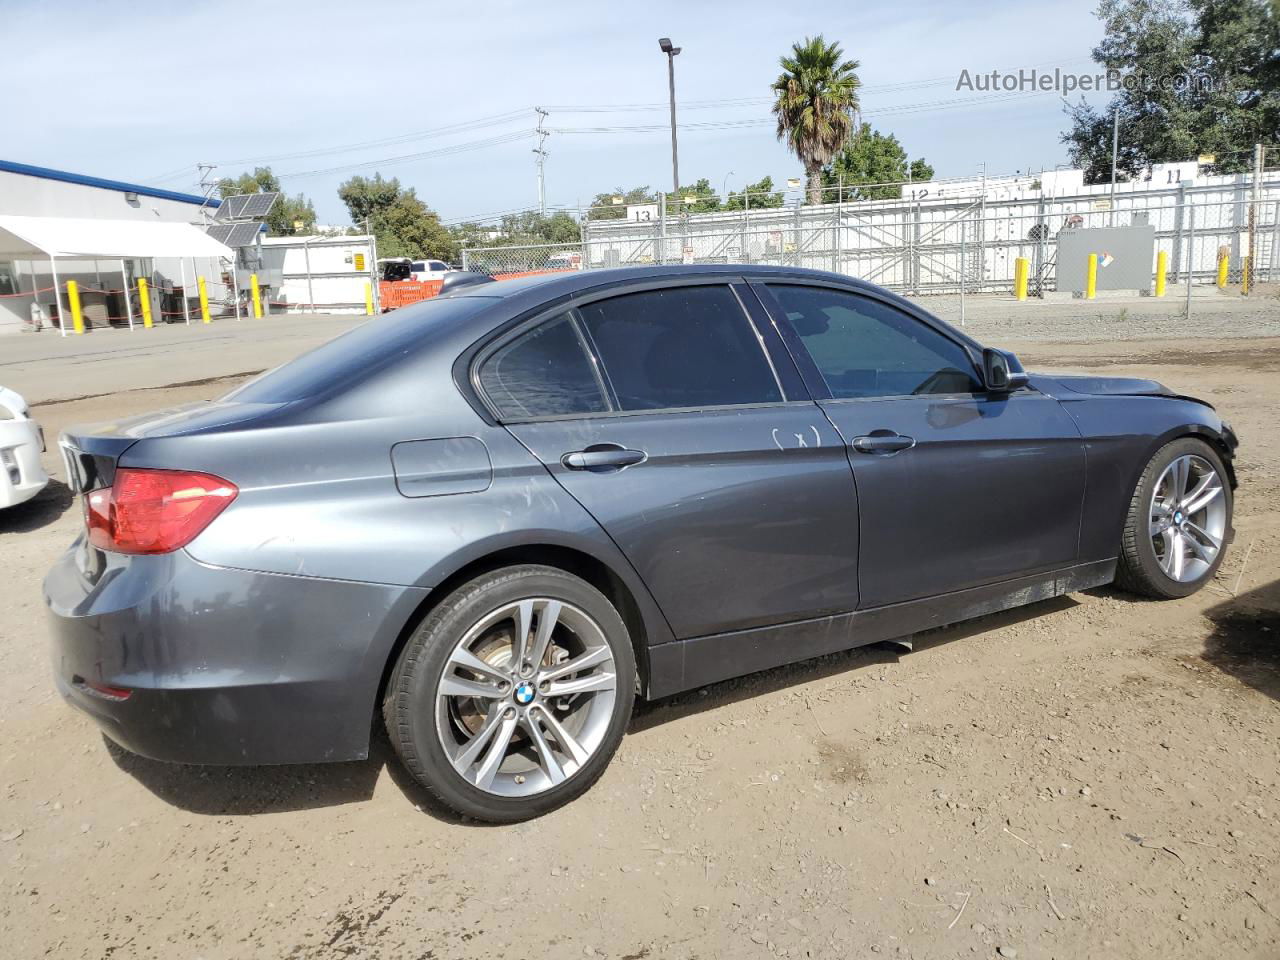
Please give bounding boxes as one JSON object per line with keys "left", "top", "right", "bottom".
{"left": 224, "top": 296, "right": 497, "bottom": 404}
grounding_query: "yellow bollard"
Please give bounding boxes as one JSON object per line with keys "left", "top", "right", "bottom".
{"left": 1154, "top": 251, "right": 1168, "bottom": 297}
{"left": 1013, "top": 257, "right": 1029, "bottom": 301}
{"left": 364, "top": 281, "right": 375, "bottom": 315}
{"left": 1217, "top": 253, "right": 1229, "bottom": 288}
{"left": 137, "top": 278, "right": 153, "bottom": 328}
{"left": 66, "top": 280, "right": 85, "bottom": 334}
{"left": 250, "top": 273, "right": 263, "bottom": 319}
{"left": 1242, "top": 256, "right": 1251, "bottom": 296}
{"left": 197, "top": 276, "right": 211, "bottom": 324}
{"left": 1085, "top": 253, "right": 1098, "bottom": 300}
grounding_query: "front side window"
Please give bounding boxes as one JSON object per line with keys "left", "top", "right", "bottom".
{"left": 576, "top": 285, "right": 781, "bottom": 411}
{"left": 768, "top": 284, "right": 981, "bottom": 399}
{"left": 478, "top": 313, "right": 606, "bottom": 420}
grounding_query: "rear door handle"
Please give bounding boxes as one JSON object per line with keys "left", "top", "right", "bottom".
{"left": 561, "top": 444, "right": 647, "bottom": 472}
{"left": 850, "top": 432, "right": 916, "bottom": 454}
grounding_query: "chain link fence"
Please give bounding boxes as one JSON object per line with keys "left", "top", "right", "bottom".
{"left": 460, "top": 172, "right": 1280, "bottom": 301}
{"left": 461, "top": 242, "right": 583, "bottom": 279}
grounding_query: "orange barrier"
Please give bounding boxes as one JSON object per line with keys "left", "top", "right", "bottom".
{"left": 490, "top": 268, "right": 577, "bottom": 282}
{"left": 378, "top": 270, "right": 577, "bottom": 310}
{"left": 379, "top": 279, "right": 443, "bottom": 310}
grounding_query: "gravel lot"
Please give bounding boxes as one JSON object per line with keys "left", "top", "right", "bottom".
{"left": 1, "top": 295, "right": 1277, "bottom": 960}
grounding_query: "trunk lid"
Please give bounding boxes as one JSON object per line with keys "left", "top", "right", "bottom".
{"left": 59, "top": 399, "right": 289, "bottom": 493}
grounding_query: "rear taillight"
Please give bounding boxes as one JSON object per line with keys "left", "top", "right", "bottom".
{"left": 85, "top": 468, "right": 237, "bottom": 555}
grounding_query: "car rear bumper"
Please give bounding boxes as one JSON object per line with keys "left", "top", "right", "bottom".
{"left": 44, "top": 539, "right": 429, "bottom": 765}
{"left": 0, "top": 419, "right": 49, "bottom": 509}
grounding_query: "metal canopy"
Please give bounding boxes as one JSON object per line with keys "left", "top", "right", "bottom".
{"left": 0, "top": 214, "right": 234, "bottom": 259}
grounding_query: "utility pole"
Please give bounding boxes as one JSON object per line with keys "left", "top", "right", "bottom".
{"left": 197, "top": 163, "right": 219, "bottom": 225}
{"left": 659, "top": 38, "right": 682, "bottom": 194}
{"left": 533, "top": 107, "right": 549, "bottom": 216}
{"left": 1248, "top": 142, "right": 1264, "bottom": 295}
{"left": 1109, "top": 106, "right": 1119, "bottom": 227}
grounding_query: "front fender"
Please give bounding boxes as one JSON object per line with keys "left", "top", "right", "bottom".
{"left": 1047, "top": 392, "right": 1237, "bottom": 563}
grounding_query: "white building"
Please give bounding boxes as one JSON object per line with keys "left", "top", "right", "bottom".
{"left": 0, "top": 159, "right": 233, "bottom": 335}
{"left": 258, "top": 235, "right": 378, "bottom": 314}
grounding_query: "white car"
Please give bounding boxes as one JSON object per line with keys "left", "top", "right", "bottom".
{"left": 0, "top": 386, "right": 49, "bottom": 509}
{"left": 410, "top": 259, "right": 453, "bottom": 282}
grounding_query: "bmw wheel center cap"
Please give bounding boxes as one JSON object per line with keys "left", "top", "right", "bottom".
{"left": 514, "top": 681, "right": 536, "bottom": 705}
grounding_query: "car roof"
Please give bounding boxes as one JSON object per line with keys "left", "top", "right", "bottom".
{"left": 446, "top": 263, "right": 984, "bottom": 354}
{"left": 452, "top": 263, "right": 880, "bottom": 300}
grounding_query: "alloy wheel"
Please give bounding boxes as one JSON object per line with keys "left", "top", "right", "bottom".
{"left": 434, "top": 598, "right": 618, "bottom": 797}
{"left": 1148, "top": 453, "right": 1227, "bottom": 583}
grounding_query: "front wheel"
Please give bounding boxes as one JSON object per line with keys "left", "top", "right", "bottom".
{"left": 1115, "top": 437, "right": 1232, "bottom": 599}
{"left": 384, "top": 565, "right": 635, "bottom": 822}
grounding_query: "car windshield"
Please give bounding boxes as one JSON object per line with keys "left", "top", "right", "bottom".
{"left": 224, "top": 296, "right": 498, "bottom": 404}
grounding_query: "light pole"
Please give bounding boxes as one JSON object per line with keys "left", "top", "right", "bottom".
{"left": 1109, "top": 105, "right": 1119, "bottom": 227}
{"left": 722, "top": 171, "right": 734, "bottom": 202}
{"left": 659, "top": 37, "right": 681, "bottom": 194}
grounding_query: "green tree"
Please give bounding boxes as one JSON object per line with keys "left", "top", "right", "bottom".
{"left": 771, "top": 36, "right": 861, "bottom": 204}
{"left": 664, "top": 178, "right": 721, "bottom": 214}
{"left": 819, "top": 124, "right": 935, "bottom": 201}
{"left": 216, "top": 167, "right": 316, "bottom": 236}
{"left": 724, "top": 176, "right": 785, "bottom": 210}
{"left": 1063, "top": 0, "right": 1280, "bottom": 182}
{"left": 587, "top": 186, "right": 659, "bottom": 220}
{"left": 486, "top": 211, "right": 582, "bottom": 246}
{"left": 337, "top": 174, "right": 456, "bottom": 261}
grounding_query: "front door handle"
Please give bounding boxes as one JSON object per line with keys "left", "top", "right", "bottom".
{"left": 850, "top": 431, "right": 916, "bottom": 454}
{"left": 561, "top": 444, "right": 647, "bottom": 472}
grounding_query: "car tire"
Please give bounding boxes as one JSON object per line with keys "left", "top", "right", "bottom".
{"left": 383, "top": 564, "right": 636, "bottom": 822}
{"left": 1114, "top": 437, "right": 1233, "bottom": 599}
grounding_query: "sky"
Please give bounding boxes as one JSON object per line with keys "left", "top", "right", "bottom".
{"left": 2, "top": 0, "right": 1110, "bottom": 226}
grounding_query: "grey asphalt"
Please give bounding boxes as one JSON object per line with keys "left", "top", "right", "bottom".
{"left": 0, "top": 313, "right": 366, "bottom": 405}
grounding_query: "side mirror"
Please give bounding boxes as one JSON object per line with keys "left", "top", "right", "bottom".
{"left": 982, "top": 348, "right": 1029, "bottom": 392}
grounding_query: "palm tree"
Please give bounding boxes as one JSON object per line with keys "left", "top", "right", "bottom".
{"left": 772, "top": 36, "right": 861, "bottom": 204}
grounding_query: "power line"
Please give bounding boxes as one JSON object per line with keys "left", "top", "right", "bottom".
{"left": 140, "top": 163, "right": 200, "bottom": 186}
{"left": 277, "top": 129, "right": 536, "bottom": 180}
{"left": 542, "top": 57, "right": 1097, "bottom": 113}
{"left": 167, "top": 57, "right": 1101, "bottom": 196}
{"left": 214, "top": 109, "right": 531, "bottom": 167}
{"left": 550, "top": 91, "right": 1051, "bottom": 135}
{"left": 442, "top": 201, "right": 578, "bottom": 227}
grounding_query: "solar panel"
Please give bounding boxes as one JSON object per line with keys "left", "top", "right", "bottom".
{"left": 206, "top": 222, "right": 263, "bottom": 247}
{"left": 226, "top": 222, "right": 263, "bottom": 246}
{"left": 218, "top": 195, "right": 253, "bottom": 220}
{"left": 206, "top": 223, "right": 235, "bottom": 244}
{"left": 239, "top": 192, "right": 279, "bottom": 218}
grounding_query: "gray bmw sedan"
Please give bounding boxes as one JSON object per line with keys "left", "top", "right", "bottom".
{"left": 45, "top": 265, "right": 1238, "bottom": 821}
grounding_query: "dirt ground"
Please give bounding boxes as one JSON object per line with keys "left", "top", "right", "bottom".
{"left": 1, "top": 318, "right": 1279, "bottom": 959}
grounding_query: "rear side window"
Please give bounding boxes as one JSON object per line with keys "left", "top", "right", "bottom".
{"left": 478, "top": 313, "right": 606, "bottom": 419}
{"left": 577, "top": 285, "right": 781, "bottom": 411}
{"left": 768, "top": 285, "right": 981, "bottom": 399}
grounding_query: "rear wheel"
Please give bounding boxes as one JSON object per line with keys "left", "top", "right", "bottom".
{"left": 384, "top": 565, "right": 635, "bottom": 822}
{"left": 1115, "top": 437, "right": 1232, "bottom": 599}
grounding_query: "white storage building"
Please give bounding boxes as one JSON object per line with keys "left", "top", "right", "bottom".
{"left": 0, "top": 159, "right": 230, "bottom": 335}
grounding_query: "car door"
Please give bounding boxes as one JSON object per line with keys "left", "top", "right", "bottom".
{"left": 752, "top": 281, "right": 1087, "bottom": 609}
{"left": 477, "top": 278, "right": 861, "bottom": 640}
